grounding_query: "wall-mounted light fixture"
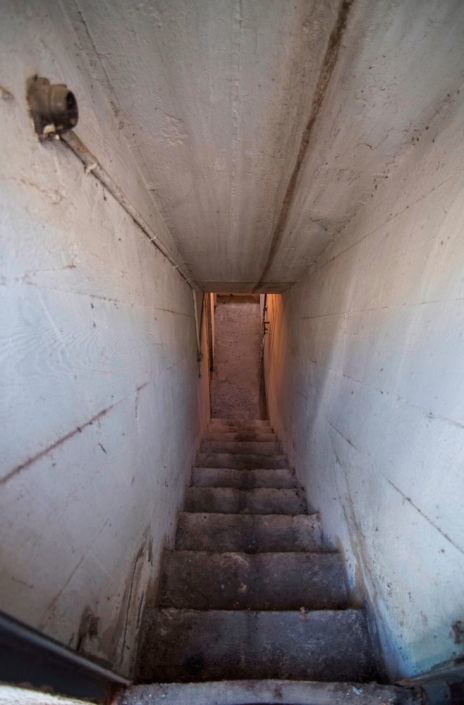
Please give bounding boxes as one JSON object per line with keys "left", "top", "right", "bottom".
{"left": 27, "top": 76, "right": 78, "bottom": 139}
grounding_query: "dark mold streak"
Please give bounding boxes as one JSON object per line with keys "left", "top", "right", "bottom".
{"left": 253, "top": 0, "right": 355, "bottom": 291}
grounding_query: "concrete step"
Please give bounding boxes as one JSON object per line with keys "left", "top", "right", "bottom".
{"left": 206, "top": 426, "right": 275, "bottom": 438}
{"left": 176, "top": 513, "right": 323, "bottom": 552}
{"left": 158, "top": 551, "right": 347, "bottom": 610}
{"left": 200, "top": 441, "right": 282, "bottom": 455}
{"left": 203, "top": 431, "right": 278, "bottom": 442}
{"left": 192, "top": 467, "right": 298, "bottom": 489}
{"left": 122, "top": 680, "right": 417, "bottom": 705}
{"left": 138, "top": 608, "right": 378, "bottom": 683}
{"left": 209, "top": 419, "right": 271, "bottom": 428}
{"left": 196, "top": 453, "right": 288, "bottom": 469}
{"left": 184, "top": 487, "right": 307, "bottom": 515}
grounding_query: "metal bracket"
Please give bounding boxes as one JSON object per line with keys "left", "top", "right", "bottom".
{"left": 27, "top": 75, "right": 78, "bottom": 139}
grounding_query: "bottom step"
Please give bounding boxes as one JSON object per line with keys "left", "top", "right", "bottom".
{"left": 138, "top": 609, "right": 379, "bottom": 683}
{"left": 122, "top": 681, "right": 415, "bottom": 705}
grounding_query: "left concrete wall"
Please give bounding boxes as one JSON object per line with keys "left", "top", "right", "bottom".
{"left": 0, "top": 1, "right": 208, "bottom": 677}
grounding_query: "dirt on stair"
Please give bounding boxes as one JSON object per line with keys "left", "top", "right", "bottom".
{"left": 136, "top": 419, "right": 380, "bottom": 684}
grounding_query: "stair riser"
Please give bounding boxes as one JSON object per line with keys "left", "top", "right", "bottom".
{"left": 203, "top": 432, "right": 278, "bottom": 442}
{"left": 200, "top": 441, "right": 282, "bottom": 455}
{"left": 138, "top": 609, "right": 378, "bottom": 683}
{"left": 196, "top": 453, "right": 288, "bottom": 469}
{"left": 176, "top": 513, "right": 323, "bottom": 553}
{"left": 208, "top": 426, "right": 273, "bottom": 435}
{"left": 209, "top": 419, "right": 271, "bottom": 428}
{"left": 159, "top": 552, "right": 347, "bottom": 610}
{"left": 185, "top": 487, "right": 307, "bottom": 515}
{"left": 191, "top": 468, "right": 298, "bottom": 489}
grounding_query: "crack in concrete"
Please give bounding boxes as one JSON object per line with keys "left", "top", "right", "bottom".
{"left": 328, "top": 421, "right": 358, "bottom": 451}
{"left": 313, "top": 173, "right": 459, "bottom": 275}
{"left": 306, "top": 356, "right": 464, "bottom": 432}
{"left": 0, "top": 401, "right": 122, "bottom": 486}
{"left": 386, "top": 478, "right": 464, "bottom": 557}
{"left": 297, "top": 297, "right": 464, "bottom": 321}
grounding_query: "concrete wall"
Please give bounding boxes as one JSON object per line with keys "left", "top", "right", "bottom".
{"left": 0, "top": 2, "right": 208, "bottom": 677}
{"left": 264, "top": 87, "right": 464, "bottom": 679}
{"left": 60, "top": 0, "right": 340, "bottom": 292}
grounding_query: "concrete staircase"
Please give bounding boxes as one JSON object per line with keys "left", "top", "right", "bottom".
{"left": 137, "top": 418, "right": 379, "bottom": 684}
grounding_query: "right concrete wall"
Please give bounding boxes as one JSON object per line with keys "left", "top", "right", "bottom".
{"left": 264, "top": 90, "right": 464, "bottom": 680}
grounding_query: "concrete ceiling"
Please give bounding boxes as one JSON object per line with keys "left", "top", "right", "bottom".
{"left": 68, "top": 0, "right": 464, "bottom": 292}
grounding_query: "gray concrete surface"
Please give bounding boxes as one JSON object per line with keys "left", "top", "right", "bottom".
{"left": 191, "top": 468, "right": 298, "bottom": 490}
{"left": 138, "top": 609, "right": 378, "bottom": 682}
{"left": 44, "top": 1, "right": 464, "bottom": 293}
{"left": 5, "top": 0, "right": 464, "bottom": 683}
{"left": 176, "top": 513, "right": 323, "bottom": 553}
{"left": 200, "top": 441, "right": 282, "bottom": 455}
{"left": 138, "top": 419, "right": 377, "bottom": 683}
{"left": 263, "top": 54, "right": 464, "bottom": 677}
{"left": 209, "top": 420, "right": 271, "bottom": 428}
{"left": 0, "top": 2, "right": 210, "bottom": 677}
{"left": 196, "top": 453, "right": 288, "bottom": 469}
{"left": 211, "top": 297, "right": 264, "bottom": 419}
{"left": 184, "top": 487, "right": 307, "bottom": 515}
{"left": 203, "top": 431, "right": 277, "bottom": 442}
{"left": 121, "top": 680, "right": 417, "bottom": 705}
{"left": 158, "top": 551, "right": 347, "bottom": 610}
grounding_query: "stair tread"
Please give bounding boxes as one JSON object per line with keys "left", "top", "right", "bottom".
{"left": 192, "top": 468, "right": 299, "bottom": 489}
{"left": 123, "top": 680, "right": 415, "bottom": 705}
{"left": 176, "top": 512, "right": 323, "bottom": 552}
{"left": 138, "top": 608, "right": 378, "bottom": 683}
{"left": 159, "top": 551, "right": 347, "bottom": 610}
{"left": 185, "top": 487, "right": 307, "bottom": 515}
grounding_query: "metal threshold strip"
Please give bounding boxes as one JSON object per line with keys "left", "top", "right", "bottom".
{"left": 0, "top": 611, "right": 129, "bottom": 703}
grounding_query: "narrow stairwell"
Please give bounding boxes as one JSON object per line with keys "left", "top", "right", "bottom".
{"left": 137, "top": 418, "right": 379, "bottom": 684}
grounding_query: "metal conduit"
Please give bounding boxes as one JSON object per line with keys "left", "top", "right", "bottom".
{"left": 59, "top": 131, "right": 203, "bottom": 361}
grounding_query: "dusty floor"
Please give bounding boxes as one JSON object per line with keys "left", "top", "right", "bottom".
{"left": 210, "top": 295, "right": 265, "bottom": 419}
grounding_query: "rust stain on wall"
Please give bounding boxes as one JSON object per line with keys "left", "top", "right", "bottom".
{"left": 0, "top": 401, "right": 122, "bottom": 486}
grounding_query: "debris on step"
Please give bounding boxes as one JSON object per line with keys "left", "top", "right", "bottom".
{"left": 158, "top": 551, "right": 347, "bottom": 610}
{"left": 136, "top": 418, "right": 380, "bottom": 687}
{"left": 138, "top": 608, "right": 379, "bottom": 682}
